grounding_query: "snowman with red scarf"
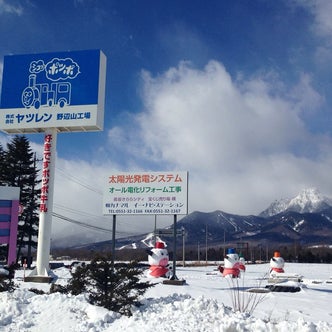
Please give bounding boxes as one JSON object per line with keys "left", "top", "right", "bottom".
{"left": 146, "top": 242, "right": 170, "bottom": 278}
{"left": 270, "top": 251, "right": 285, "bottom": 275}
{"left": 218, "top": 248, "right": 241, "bottom": 278}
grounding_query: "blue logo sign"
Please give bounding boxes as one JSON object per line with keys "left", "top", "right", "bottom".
{"left": 0, "top": 49, "right": 106, "bottom": 133}
{"left": 21, "top": 57, "right": 80, "bottom": 109}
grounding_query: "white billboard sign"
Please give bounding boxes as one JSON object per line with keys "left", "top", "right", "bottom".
{"left": 103, "top": 171, "right": 188, "bottom": 215}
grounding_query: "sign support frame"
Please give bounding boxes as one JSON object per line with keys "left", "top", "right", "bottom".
{"left": 163, "top": 214, "right": 186, "bottom": 285}
{"left": 111, "top": 214, "right": 116, "bottom": 270}
{"left": 170, "top": 214, "right": 178, "bottom": 280}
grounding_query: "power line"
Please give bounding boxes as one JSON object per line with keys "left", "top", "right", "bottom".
{"left": 54, "top": 203, "right": 151, "bottom": 234}
{"left": 52, "top": 212, "right": 140, "bottom": 237}
{"left": 52, "top": 212, "right": 111, "bottom": 233}
{"left": 54, "top": 203, "right": 108, "bottom": 220}
{"left": 51, "top": 167, "right": 150, "bottom": 236}
{"left": 55, "top": 167, "right": 103, "bottom": 195}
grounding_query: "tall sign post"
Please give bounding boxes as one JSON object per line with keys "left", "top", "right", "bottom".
{"left": 0, "top": 49, "right": 106, "bottom": 281}
{"left": 35, "top": 128, "right": 57, "bottom": 277}
{"left": 103, "top": 171, "right": 188, "bottom": 283}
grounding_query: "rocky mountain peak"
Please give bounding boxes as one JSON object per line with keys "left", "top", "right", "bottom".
{"left": 259, "top": 188, "right": 332, "bottom": 217}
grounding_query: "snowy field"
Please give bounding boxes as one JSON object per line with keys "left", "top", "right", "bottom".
{"left": 1, "top": 262, "right": 332, "bottom": 331}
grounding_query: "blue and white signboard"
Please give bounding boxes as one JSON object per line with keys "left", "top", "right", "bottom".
{"left": 0, "top": 49, "right": 106, "bottom": 133}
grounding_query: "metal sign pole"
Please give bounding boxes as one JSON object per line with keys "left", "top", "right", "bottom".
{"left": 182, "top": 227, "right": 185, "bottom": 267}
{"left": 171, "top": 214, "right": 178, "bottom": 280}
{"left": 163, "top": 214, "right": 186, "bottom": 285}
{"left": 111, "top": 214, "right": 116, "bottom": 270}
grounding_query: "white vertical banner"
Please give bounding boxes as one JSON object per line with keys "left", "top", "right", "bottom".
{"left": 35, "top": 128, "right": 57, "bottom": 277}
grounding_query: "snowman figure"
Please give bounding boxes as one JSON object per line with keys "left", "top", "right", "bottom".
{"left": 146, "top": 242, "right": 170, "bottom": 278}
{"left": 219, "top": 248, "right": 241, "bottom": 278}
{"left": 238, "top": 254, "right": 246, "bottom": 272}
{"left": 270, "top": 251, "right": 285, "bottom": 274}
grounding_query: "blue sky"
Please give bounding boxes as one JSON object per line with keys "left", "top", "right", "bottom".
{"left": 1, "top": 0, "right": 332, "bottom": 241}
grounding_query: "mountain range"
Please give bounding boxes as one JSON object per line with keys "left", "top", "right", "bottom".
{"left": 56, "top": 188, "right": 332, "bottom": 250}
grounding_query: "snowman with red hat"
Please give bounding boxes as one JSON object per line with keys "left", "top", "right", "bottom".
{"left": 270, "top": 251, "right": 285, "bottom": 275}
{"left": 146, "top": 241, "right": 170, "bottom": 278}
{"left": 267, "top": 250, "right": 303, "bottom": 292}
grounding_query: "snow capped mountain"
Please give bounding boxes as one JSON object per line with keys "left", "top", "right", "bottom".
{"left": 258, "top": 198, "right": 290, "bottom": 217}
{"left": 259, "top": 188, "right": 332, "bottom": 217}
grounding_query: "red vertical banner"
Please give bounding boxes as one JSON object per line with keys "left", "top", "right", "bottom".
{"left": 40, "top": 133, "right": 53, "bottom": 213}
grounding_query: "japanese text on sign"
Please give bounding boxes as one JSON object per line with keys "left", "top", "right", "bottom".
{"left": 103, "top": 171, "right": 188, "bottom": 215}
{"left": 39, "top": 134, "right": 53, "bottom": 213}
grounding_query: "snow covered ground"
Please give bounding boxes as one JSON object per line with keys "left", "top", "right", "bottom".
{"left": 1, "top": 262, "right": 332, "bottom": 331}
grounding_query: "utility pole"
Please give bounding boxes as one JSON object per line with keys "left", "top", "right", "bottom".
{"left": 223, "top": 229, "right": 226, "bottom": 256}
{"left": 197, "top": 242, "right": 200, "bottom": 263}
{"left": 205, "top": 224, "right": 208, "bottom": 265}
{"left": 154, "top": 215, "right": 157, "bottom": 245}
{"left": 182, "top": 227, "right": 185, "bottom": 267}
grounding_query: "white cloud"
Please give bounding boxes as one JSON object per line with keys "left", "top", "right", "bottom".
{"left": 289, "top": 73, "right": 324, "bottom": 112}
{"left": 305, "top": 0, "right": 332, "bottom": 38}
{"left": 0, "top": 0, "right": 23, "bottom": 16}
{"left": 292, "top": 0, "right": 332, "bottom": 38}
{"left": 293, "top": 0, "right": 332, "bottom": 65}
{"left": 139, "top": 61, "right": 307, "bottom": 164}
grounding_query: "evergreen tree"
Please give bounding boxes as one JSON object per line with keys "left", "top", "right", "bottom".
{"left": 66, "top": 264, "right": 88, "bottom": 295}
{"left": 0, "top": 142, "right": 10, "bottom": 261}
{"left": 0, "top": 263, "right": 17, "bottom": 292}
{"left": 66, "top": 254, "right": 153, "bottom": 316}
{"left": 88, "top": 256, "right": 153, "bottom": 316}
{"left": 3, "top": 136, "right": 41, "bottom": 265}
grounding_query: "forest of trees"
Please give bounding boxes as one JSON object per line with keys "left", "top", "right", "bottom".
{"left": 0, "top": 135, "right": 40, "bottom": 267}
